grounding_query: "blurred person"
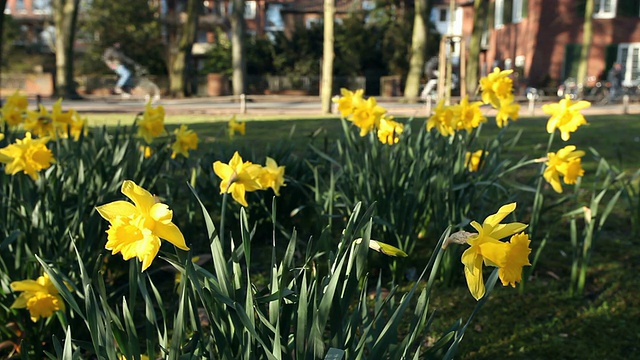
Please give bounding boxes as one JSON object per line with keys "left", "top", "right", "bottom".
{"left": 607, "top": 62, "right": 624, "bottom": 102}
{"left": 102, "top": 43, "right": 135, "bottom": 95}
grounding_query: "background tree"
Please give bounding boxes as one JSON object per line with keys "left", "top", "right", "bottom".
{"left": 321, "top": 0, "right": 335, "bottom": 113}
{"left": 403, "top": 0, "right": 430, "bottom": 102}
{"left": 577, "top": 0, "right": 594, "bottom": 96}
{"left": 230, "top": 0, "right": 246, "bottom": 95}
{"left": 80, "top": 0, "right": 165, "bottom": 76}
{"left": 53, "top": 0, "right": 81, "bottom": 98}
{"left": 166, "top": 0, "right": 200, "bottom": 97}
{"left": 466, "top": 0, "right": 489, "bottom": 95}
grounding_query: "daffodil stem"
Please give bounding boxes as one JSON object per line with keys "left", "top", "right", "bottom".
{"left": 220, "top": 191, "right": 229, "bottom": 250}
{"left": 530, "top": 131, "right": 555, "bottom": 239}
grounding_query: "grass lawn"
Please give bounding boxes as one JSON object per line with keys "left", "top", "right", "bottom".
{"left": 87, "top": 112, "right": 640, "bottom": 359}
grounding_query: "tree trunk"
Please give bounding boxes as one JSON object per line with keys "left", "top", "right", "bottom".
{"left": 231, "top": 0, "right": 246, "bottom": 96}
{"left": 577, "top": 0, "right": 594, "bottom": 97}
{"left": 321, "top": 0, "right": 335, "bottom": 114}
{"left": 53, "top": 0, "right": 81, "bottom": 98}
{"left": 466, "top": 0, "right": 488, "bottom": 96}
{"left": 0, "top": 0, "right": 7, "bottom": 96}
{"left": 403, "top": 0, "right": 429, "bottom": 102}
{"left": 168, "top": 0, "right": 199, "bottom": 98}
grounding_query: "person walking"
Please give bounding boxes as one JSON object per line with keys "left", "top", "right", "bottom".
{"left": 607, "top": 62, "right": 624, "bottom": 102}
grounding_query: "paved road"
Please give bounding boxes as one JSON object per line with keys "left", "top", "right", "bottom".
{"left": 35, "top": 95, "right": 640, "bottom": 118}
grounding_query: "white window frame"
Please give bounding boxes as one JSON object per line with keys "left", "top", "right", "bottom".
{"left": 593, "top": 0, "right": 617, "bottom": 19}
{"left": 32, "top": 0, "right": 52, "bottom": 15}
{"left": 244, "top": 1, "right": 257, "bottom": 19}
{"left": 265, "top": 4, "right": 284, "bottom": 32}
{"left": 512, "top": 0, "right": 523, "bottom": 23}
{"left": 617, "top": 43, "right": 640, "bottom": 86}
{"left": 495, "top": 0, "right": 504, "bottom": 29}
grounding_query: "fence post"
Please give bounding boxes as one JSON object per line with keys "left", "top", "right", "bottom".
{"left": 240, "top": 94, "right": 246, "bottom": 114}
{"left": 426, "top": 95, "right": 432, "bottom": 115}
{"left": 623, "top": 94, "right": 629, "bottom": 114}
{"left": 528, "top": 96, "right": 535, "bottom": 116}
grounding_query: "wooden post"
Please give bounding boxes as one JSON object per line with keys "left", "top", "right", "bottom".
{"left": 240, "top": 93, "right": 246, "bottom": 114}
{"left": 623, "top": 94, "right": 629, "bottom": 114}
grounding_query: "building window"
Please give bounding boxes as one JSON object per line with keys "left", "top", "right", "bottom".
{"left": 593, "top": 0, "right": 617, "bottom": 19}
{"left": 617, "top": 43, "right": 640, "bottom": 86}
{"left": 16, "top": 0, "right": 26, "bottom": 13}
{"left": 265, "top": 4, "right": 284, "bottom": 32}
{"left": 505, "top": 58, "right": 513, "bottom": 70}
{"left": 32, "top": 0, "right": 52, "bottom": 15}
{"left": 244, "top": 1, "right": 256, "bottom": 19}
{"left": 430, "top": 6, "right": 462, "bottom": 35}
{"left": 515, "top": 55, "right": 526, "bottom": 68}
{"left": 512, "top": 0, "right": 523, "bottom": 23}
{"left": 495, "top": 0, "right": 504, "bottom": 28}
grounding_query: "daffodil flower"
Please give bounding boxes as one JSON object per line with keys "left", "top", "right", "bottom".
{"left": 377, "top": 115, "right": 404, "bottom": 145}
{"left": 171, "top": 124, "right": 199, "bottom": 159}
{"left": 0, "top": 132, "right": 55, "bottom": 180}
{"left": 426, "top": 100, "right": 455, "bottom": 137}
{"left": 96, "top": 180, "right": 189, "bottom": 271}
{"left": 333, "top": 88, "right": 364, "bottom": 118}
{"left": 542, "top": 95, "right": 590, "bottom": 141}
{"left": 213, "top": 151, "right": 263, "bottom": 207}
{"left": 451, "top": 95, "right": 486, "bottom": 133}
{"left": 465, "top": 150, "right": 488, "bottom": 172}
{"left": 24, "top": 105, "right": 57, "bottom": 139}
{"left": 479, "top": 67, "right": 514, "bottom": 108}
{"left": 495, "top": 95, "right": 520, "bottom": 128}
{"left": 228, "top": 115, "right": 246, "bottom": 138}
{"left": 354, "top": 238, "right": 408, "bottom": 257}
{"left": 351, "top": 96, "right": 387, "bottom": 136}
{"left": 10, "top": 274, "right": 65, "bottom": 322}
{"left": 461, "top": 203, "right": 529, "bottom": 300}
{"left": 137, "top": 101, "right": 166, "bottom": 144}
{"left": 543, "top": 145, "right": 585, "bottom": 193}
{"left": 1, "top": 91, "right": 28, "bottom": 127}
{"left": 258, "top": 157, "right": 286, "bottom": 195}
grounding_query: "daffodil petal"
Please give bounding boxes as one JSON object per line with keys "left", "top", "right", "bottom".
{"left": 483, "top": 202, "right": 517, "bottom": 227}
{"left": 11, "top": 280, "right": 45, "bottom": 292}
{"left": 154, "top": 222, "right": 189, "bottom": 250}
{"left": 96, "top": 201, "right": 137, "bottom": 222}
{"left": 490, "top": 222, "right": 528, "bottom": 240}
{"left": 121, "top": 180, "right": 156, "bottom": 214}
{"left": 463, "top": 255, "right": 485, "bottom": 300}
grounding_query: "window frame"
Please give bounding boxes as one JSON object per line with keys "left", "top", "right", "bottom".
{"left": 495, "top": 0, "right": 504, "bottom": 29}
{"left": 593, "top": 0, "right": 617, "bottom": 19}
{"left": 617, "top": 42, "right": 640, "bottom": 86}
{"left": 512, "top": 0, "right": 523, "bottom": 23}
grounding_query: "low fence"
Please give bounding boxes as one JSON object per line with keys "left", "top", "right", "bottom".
{"left": 0, "top": 73, "right": 54, "bottom": 97}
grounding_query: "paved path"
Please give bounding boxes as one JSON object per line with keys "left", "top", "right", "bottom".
{"left": 35, "top": 95, "right": 640, "bottom": 118}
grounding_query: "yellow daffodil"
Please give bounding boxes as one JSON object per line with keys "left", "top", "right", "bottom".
{"left": 24, "top": 105, "right": 57, "bottom": 139}
{"left": 461, "top": 203, "right": 529, "bottom": 300}
{"left": 353, "top": 238, "right": 408, "bottom": 257}
{"left": 0, "top": 132, "right": 55, "bottom": 180}
{"left": 259, "top": 157, "right": 286, "bottom": 195}
{"left": 465, "top": 150, "right": 487, "bottom": 172}
{"left": 377, "top": 115, "right": 403, "bottom": 145}
{"left": 495, "top": 95, "right": 520, "bottom": 128}
{"left": 10, "top": 273, "right": 65, "bottom": 322}
{"left": 426, "top": 100, "right": 455, "bottom": 136}
{"left": 351, "top": 96, "right": 387, "bottom": 136}
{"left": 499, "top": 233, "right": 532, "bottom": 287}
{"left": 1, "top": 91, "right": 28, "bottom": 127}
{"left": 96, "top": 180, "right": 190, "bottom": 271}
{"left": 479, "top": 67, "right": 514, "bottom": 108}
{"left": 140, "top": 145, "right": 153, "bottom": 158}
{"left": 333, "top": 88, "right": 364, "bottom": 118}
{"left": 57, "top": 111, "right": 88, "bottom": 141}
{"left": 228, "top": 115, "right": 246, "bottom": 138}
{"left": 451, "top": 95, "right": 486, "bottom": 132}
{"left": 0, "top": 132, "right": 4, "bottom": 141}
{"left": 213, "top": 151, "right": 263, "bottom": 207}
{"left": 137, "top": 101, "right": 166, "bottom": 144}
{"left": 542, "top": 95, "right": 590, "bottom": 141}
{"left": 171, "top": 124, "right": 199, "bottom": 159}
{"left": 543, "top": 145, "right": 585, "bottom": 193}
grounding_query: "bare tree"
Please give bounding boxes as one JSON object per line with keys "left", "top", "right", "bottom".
{"left": 576, "top": 0, "right": 594, "bottom": 96}
{"left": 166, "top": 0, "right": 200, "bottom": 98}
{"left": 321, "top": 0, "right": 335, "bottom": 113}
{"left": 466, "top": 0, "right": 489, "bottom": 95}
{"left": 403, "top": 0, "right": 430, "bottom": 102}
{"left": 230, "top": 0, "right": 246, "bottom": 95}
{"left": 52, "top": 0, "right": 81, "bottom": 98}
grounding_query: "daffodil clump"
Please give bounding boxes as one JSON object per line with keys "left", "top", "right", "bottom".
{"left": 228, "top": 115, "right": 246, "bottom": 138}
{"left": 1, "top": 91, "right": 28, "bottom": 127}
{"left": 427, "top": 96, "right": 487, "bottom": 136}
{"left": 0, "top": 132, "right": 55, "bottom": 180}
{"left": 213, "top": 151, "right": 286, "bottom": 206}
{"left": 447, "top": 203, "right": 531, "bottom": 300}
{"left": 10, "top": 273, "right": 65, "bottom": 322}
{"left": 479, "top": 67, "right": 521, "bottom": 128}
{"left": 333, "top": 88, "right": 404, "bottom": 145}
{"left": 96, "top": 180, "right": 190, "bottom": 271}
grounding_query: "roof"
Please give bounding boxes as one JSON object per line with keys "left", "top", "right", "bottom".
{"left": 282, "top": 0, "right": 362, "bottom": 14}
